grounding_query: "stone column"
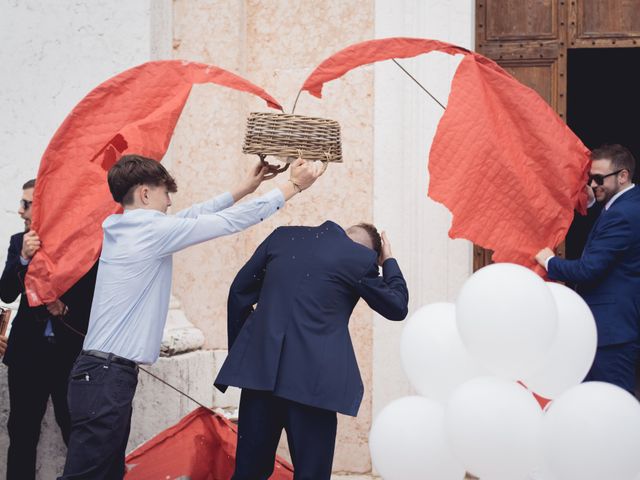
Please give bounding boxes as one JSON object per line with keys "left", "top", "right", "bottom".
{"left": 372, "top": 0, "right": 475, "bottom": 416}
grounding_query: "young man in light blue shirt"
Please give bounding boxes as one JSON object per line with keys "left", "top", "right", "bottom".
{"left": 60, "top": 154, "right": 322, "bottom": 480}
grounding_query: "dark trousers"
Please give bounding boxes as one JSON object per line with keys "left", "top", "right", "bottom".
{"left": 233, "top": 389, "right": 337, "bottom": 480}
{"left": 585, "top": 341, "right": 640, "bottom": 394}
{"left": 6, "top": 339, "right": 74, "bottom": 480}
{"left": 59, "top": 353, "right": 138, "bottom": 480}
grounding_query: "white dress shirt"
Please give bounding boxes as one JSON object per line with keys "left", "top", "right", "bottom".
{"left": 83, "top": 189, "right": 284, "bottom": 364}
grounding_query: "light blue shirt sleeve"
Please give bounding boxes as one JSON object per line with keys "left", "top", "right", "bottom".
{"left": 174, "top": 192, "right": 235, "bottom": 219}
{"left": 153, "top": 188, "right": 285, "bottom": 257}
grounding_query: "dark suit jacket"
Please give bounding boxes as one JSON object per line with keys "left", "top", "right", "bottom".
{"left": 215, "top": 221, "right": 409, "bottom": 416}
{"left": 548, "top": 186, "right": 640, "bottom": 346}
{"left": 0, "top": 232, "right": 98, "bottom": 367}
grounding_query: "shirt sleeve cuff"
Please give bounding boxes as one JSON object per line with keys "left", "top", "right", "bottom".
{"left": 544, "top": 255, "right": 555, "bottom": 271}
{"left": 587, "top": 197, "right": 596, "bottom": 209}
{"left": 19, "top": 256, "right": 30, "bottom": 266}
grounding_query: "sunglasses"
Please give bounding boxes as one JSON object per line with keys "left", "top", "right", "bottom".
{"left": 20, "top": 199, "right": 32, "bottom": 210}
{"left": 588, "top": 169, "right": 625, "bottom": 186}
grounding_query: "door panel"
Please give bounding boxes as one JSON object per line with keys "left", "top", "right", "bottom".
{"left": 475, "top": 0, "right": 566, "bottom": 270}
{"left": 571, "top": 0, "right": 640, "bottom": 47}
{"left": 485, "top": 0, "right": 557, "bottom": 40}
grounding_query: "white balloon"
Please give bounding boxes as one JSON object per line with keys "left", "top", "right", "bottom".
{"left": 445, "top": 376, "right": 543, "bottom": 480}
{"left": 523, "top": 282, "right": 597, "bottom": 398}
{"left": 370, "top": 396, "right": 465, "bottom": 480}
{"left": 541, "top": 382, "right": 640, "bottom": 480}
{"left": 401, "top": 303, "right": 486, "bottom": 402}
{"left": 456, "top": 263, "right": 558, "bottom": 379}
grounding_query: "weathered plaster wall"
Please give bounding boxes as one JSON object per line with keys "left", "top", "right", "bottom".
{"left": 170, "top": 0, "right": 376, "bottom": 472}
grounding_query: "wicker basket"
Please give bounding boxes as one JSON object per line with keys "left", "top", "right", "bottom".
{"left": 243, "top": 112, "right": 342, "bottom": 164}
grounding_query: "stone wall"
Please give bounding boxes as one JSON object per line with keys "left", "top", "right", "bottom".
{"left": 169, "top": 0, "right": 377, "bottom": 472}
{"left": 372, "top": 0, "right": 475, "bottom": 418}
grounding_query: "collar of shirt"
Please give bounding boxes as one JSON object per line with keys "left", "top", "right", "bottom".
{"left": 605, "top": 183, "right": 635, "bottom": 211}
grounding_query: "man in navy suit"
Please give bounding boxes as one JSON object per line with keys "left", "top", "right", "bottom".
{"left": 215, "top": 221, "right": 408, "bottom": 479}
{"left": 1, "top": 179, "right": 97, "bottom": 480}
{"left": 536, "top": 144, "right": 640, "bottom": 393}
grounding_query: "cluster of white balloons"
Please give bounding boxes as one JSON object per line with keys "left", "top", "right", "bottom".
{"left": 369, "top": 263, "right": 640, "bottom": 480}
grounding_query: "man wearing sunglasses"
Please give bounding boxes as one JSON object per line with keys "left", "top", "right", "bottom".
{"left": 535, "top": 144, "right": 640, "bottom": 394}
{"left": 0, "top": 179, "right": 97, "bottom": 480}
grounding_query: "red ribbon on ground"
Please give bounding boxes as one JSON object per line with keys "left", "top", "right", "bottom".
{"left": 125, "top": 407, "right": 293, "bottom": 479}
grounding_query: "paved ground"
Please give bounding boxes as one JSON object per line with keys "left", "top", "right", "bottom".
{"left": 331, "top": 474, "right": 478, "bottom": 479}
{"left": 332, "top": 476, "right": 379, "bottom": 480}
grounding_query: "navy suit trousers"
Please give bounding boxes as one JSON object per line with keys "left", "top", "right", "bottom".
{"left": 585, "top": 342, "right": 640, "bottom": 394}
{"left": 233, "top": 389, "right": 337, "bottom": 480}
{"left": 6, "top": 339, "right": 73, "bottom": 480}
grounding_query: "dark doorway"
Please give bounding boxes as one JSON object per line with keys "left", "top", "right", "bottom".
{"left": 564, "top": 48, "right": 640, "bottom": 260}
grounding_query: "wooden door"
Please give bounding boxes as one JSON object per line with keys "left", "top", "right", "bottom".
{"left": 474, "top": 0, "right": 640, "bottom": 271}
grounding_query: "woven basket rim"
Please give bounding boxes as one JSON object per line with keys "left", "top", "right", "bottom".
{"left": 247, "top": 111, "right": 340, "bottom": 123}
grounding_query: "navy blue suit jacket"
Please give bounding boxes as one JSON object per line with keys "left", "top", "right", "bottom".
{"left": 215, "top": 221, "right": 409, "bottom": 416}
{"left": 0, "top": 232, "right": 98, "bottom": 366}
{"left": 548, "top": 186, "right": 640, "bottom": 346}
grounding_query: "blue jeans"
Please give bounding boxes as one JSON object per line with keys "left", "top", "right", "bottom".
{"left": 59, "top": 353, "right": 138, "bottom": 480}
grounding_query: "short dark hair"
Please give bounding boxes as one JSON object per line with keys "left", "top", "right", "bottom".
{"left": 22, "top": 179, "right": 36, "bottom": 190}
{"left": 591, "top": 144, "right": 636, "bottom": 179}
{"left": 354, "top": 223, "right": 382, "bottom": 257}
{"left": 108, "top": 154, "right": 177, "bottom": 205}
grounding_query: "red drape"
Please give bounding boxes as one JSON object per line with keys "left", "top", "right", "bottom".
{"left": 428, "top": 54, "right": 589, "bottom": 270}
{"left": 301, "top": 37, "right": 590, "bottom": 273}
{"left": 25, "top": 60, "right": 282, "bottom": 306}
{"left": 125, "top": 407, "right": 294, "bottom": 480}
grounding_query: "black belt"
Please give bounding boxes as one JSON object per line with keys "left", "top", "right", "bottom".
{"left": 82, "top": 350, "right": 138, "bottom": 369}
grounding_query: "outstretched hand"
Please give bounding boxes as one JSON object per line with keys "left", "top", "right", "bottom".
{"left": 231, "top": 161, "right": 281, "bottom": 202}
{"left": 289, "top": 157, "right": 326, "bottom": 192}
{"left": 535, "top": 247, "right": 554, "bottom": 268}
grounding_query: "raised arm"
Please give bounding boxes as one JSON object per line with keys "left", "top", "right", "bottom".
{"left": 0, "top": 234, "right": 33, "bottom": 303}
{"left": 227, "top": 232, "right": 273, "bottom": 347}
{"left": 175, "top": 159, "right": 323, "bottom": 218}
{"left": 547, "top": 209, "right": 631, "bottom": 284}
{"left": 154, "top": 159, "right": 324, "bottom": 256}
{"left": 355, "top": 257, "right": 409, "bottom": 321}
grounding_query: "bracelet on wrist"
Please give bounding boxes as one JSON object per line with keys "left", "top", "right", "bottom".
{"left": 289, "top": 179, "right": 303, "bottom": 193}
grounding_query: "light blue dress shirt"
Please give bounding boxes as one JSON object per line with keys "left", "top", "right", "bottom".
{"left": 83, "top": 188, "right": 284, "bottom": 364}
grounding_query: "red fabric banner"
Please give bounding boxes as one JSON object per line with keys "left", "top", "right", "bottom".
{"left": 428, "top": 55, "right": 590, "bottom": 271}
{"left": 125, "top": 407, "right": 293, "bottom": 480}
{"left": 301, "top": 37, "right": 590, "bottom": 272}
{"left": 25, "top": 60, "right": 282, "bottom": 306}
{"left": 301, "top": 37, "right": 476, "bottom": 98}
